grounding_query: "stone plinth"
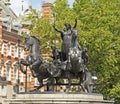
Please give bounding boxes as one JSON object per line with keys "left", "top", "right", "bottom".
{"left": 3, "top": 92, "right": 114, "bottom": 104}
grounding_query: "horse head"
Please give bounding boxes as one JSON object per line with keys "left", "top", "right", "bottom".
{"left": 24, "top": 36, "right": 32, "bottom": 51}
{"left": 24, "top": 36, "right": 41, "bottom": 51}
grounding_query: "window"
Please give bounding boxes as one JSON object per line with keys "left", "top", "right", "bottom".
{"left": 0, "top": 60, "right": 4, "bottom": 77}
{"left": 34, "top": 78, "right": 39, "bottom": 86}
{"left": 0, "top": 66, "right": 4, "bottom": 77}
{"left": 20, "top": 73, "right": 24, "bottom": 83}
{"left": 6, "top": 61, "right": 12, "bottom": 81}
{"left": 6, "top": 15, "right": 11, "bottom": 32}
{"left": 14, "top": 66, "right": 18, "bottom": 83}
{"left": 7, "top": 23, "right": 11, "bottom": 32}
{"left": 1, "top": 42, "right": 4, "bottom": 55}
{"left": 7, "top": 42, "right": 11, "bottom": 56}
{"left": 6, "top": 65, "right": 11, "bottom": 81}
{"left": 20, "top": 48, "right": 24, "bottom": 59}
{"left": 14, "top": 44, "right": 18, "bottom": 58}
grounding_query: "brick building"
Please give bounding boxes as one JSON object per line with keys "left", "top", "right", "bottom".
{"left": 42, "top": 2, "right": 53, "bottom": 21}
{"left": 0, "top": 0, "right": 36, "bottom": 92}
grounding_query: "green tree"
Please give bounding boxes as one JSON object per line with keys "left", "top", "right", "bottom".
{"left": 73, "top": 0, "right": 120, "bottom": 102}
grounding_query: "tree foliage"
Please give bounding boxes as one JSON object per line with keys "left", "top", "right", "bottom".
{"left": 22, "top": 8, "right": 54, "bottom": 52}
{"left": 73, "top": 0, "right": 120, "bottom": 102}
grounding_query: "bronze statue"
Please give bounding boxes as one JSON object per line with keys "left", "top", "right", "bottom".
{"left": 19, "top": 36, "right": 55, "bottom": 91}
{"left": 82, "top": 47, "right": 88, "bottom": 66}
{"left": 18, "top": 19, "right": 96, "bottom": 93}
{"left": 51, "top": 45, "right": 61, "bottom": 61}
{"left": 52, "top": 19, "right": 94, "bottom": 92}
{"left": 53, "top": 19, "right": 79, "bottom": 61}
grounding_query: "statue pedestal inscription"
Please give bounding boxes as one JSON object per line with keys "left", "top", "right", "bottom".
{"left": 4, "top": 93, "right": 114, "bottom": 104}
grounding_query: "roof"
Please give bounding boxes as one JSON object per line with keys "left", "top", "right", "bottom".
{"left": 0, "top": 1, "right": 17, "bottom": 19}
{"left": 42, "top": 2, "right": 52, "bottom": 7}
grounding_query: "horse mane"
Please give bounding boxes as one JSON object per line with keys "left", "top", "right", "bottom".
{"left": 31, "top": 36, "right": 41, "bottom": 45}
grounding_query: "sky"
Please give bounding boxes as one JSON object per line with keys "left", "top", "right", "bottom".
{"left": 10, "top": 0, "right": 74, "bottom": 16}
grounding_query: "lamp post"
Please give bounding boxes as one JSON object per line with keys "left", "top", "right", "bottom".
{"left": 17, "top": 35, "right": 20, "bottom": 93}
{"left": 25, "top": 66, "right": 28, "bottom": 93}
{"left": 53, "top": 12, "right": 57, "bottom": 45}
{"left": 14, "top": 23, "right": 22, "bottom": 93}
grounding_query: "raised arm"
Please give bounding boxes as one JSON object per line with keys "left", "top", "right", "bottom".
{"left": 53, "top": 25, "right": 63, "bottom": 34}
{"left": 73, "top": 18, "right": 77, "bottom": 29}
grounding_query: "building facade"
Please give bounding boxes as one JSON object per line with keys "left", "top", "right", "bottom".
{"left": 0, "top": 0, "right": 36, "bottom": 93}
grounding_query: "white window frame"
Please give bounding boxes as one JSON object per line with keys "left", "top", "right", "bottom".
{"left": 1, "top": 42, "right": 4, "bottom": 55}
{"left": 20, "top": 48, "right": 24, "bottom": 59}
{"left": 20, "top": 73, "right": 24, "bottom": 83}
{"left": 34, "top": 78, "right": 39, "bottom": 86}
{"left": 14, "top": 66, "right": 18, "bottom": 83}
{"left": 0, "top": 66, "right": 4, "bottom": 77}
{"left": 6, "top": 42, "right": 11, "bottom": 56}
{"left": 14, "top": 44, "right": 18, "bottom": 58}
{"left": 0, "top": 60, "right": 4, "bottom": 77}
{"left": 6, "top": 65, "right": 11, "bottom": 81}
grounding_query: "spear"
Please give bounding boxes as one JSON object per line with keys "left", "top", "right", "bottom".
{"left": 53, "top": 12, "right": 57, "bottom": 46}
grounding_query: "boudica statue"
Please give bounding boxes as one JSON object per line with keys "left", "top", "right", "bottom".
{"left": 19, "top": 19, "right": 97, "bottom": 93}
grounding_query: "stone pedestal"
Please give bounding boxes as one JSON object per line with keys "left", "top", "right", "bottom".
{"left": 3, "top": 92, "right": 114, "bottom": 104}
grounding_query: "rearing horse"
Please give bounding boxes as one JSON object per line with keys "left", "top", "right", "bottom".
{"left": 19, "top": 36, "right": 54, "bottom": 91}
{"left": 20, "top": 36, "right": 42, "bottom": 77}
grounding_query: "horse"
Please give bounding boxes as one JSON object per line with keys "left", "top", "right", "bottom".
{"left": 19, "top": 36, "right": 56, "bottom": 91}
{"left": 51, "top": 28, "right": 94, "bottom": 93}
{"left": 50, "top": 44, "right": 93, "bottom": 93}
{"left": 67, "top": 29, "right": 95, "bottom": 93}
{"left": 19, "top": 35, "right": 94, "bottom": 93}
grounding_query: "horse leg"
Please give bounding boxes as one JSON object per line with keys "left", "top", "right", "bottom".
{"left": 55, "top": 77, "right": 59, "bottom": 84}
{"left": 20, "top": 60, "right": 29, "bottom": 66}
{"left": 84, "top": 71, "right": 93, "bottom": 93}
{"left": 65, "top": 71, "right": 71, "bottom": 92}
{"left": 30, "top": 69, "right": 38, "bottom": 77}
{"left": 33, "top": 76, "right": 43, "bottom": 92}
{"left": 30, "top": 60, "right": 41, "bottom": 77}
{"left": 47, "top": 77, "right": 54, "bottom": 91}
{"left": 19, "top": 60, "right": 29, "bottom": 74}
{"left": 79, "top": 71, "right": 87, "bottom": 93}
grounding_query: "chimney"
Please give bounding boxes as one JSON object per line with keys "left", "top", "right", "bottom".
{"left": 42, "top": 2, "right": 53, "bottom": 21}
{"left": 0, "top": 7, "right": 3, "bottom": 39}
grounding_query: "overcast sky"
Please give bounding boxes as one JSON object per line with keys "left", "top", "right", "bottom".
{"left": 10, "top": 0, "right": 74, "bottom": 16}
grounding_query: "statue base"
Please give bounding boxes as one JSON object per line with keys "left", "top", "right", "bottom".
{"left": 3, "top": 92, "right": 114, "bottom": 104}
